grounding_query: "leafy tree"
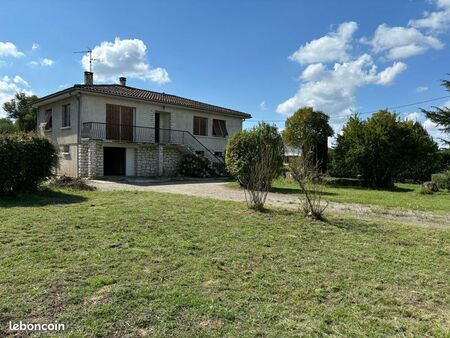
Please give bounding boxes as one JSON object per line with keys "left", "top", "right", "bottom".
{"left": 226, "top": 122, "right": 284, "bottom": 210}
{"left": 2, "top": 92, "right": 38, "bottom": 132}
{"left": 421, "top": 77, "right": 450, "bottom": 145}
{"left": 0, "top": 118, "right": 17, "bottom": 134}
{"left": 282, "top": 107, "right": 333, "bottom": 172}
{"left": 330, "top": 114, "right": 365, "bottom": 178}
{"left": 332, "top": 110, "right": 440, "bottom": 187}
{"left": 397, "top": 120, "right": 440, "bottom": 182}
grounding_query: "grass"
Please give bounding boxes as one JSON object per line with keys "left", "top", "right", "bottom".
{"left": 0, "top": 188, "right": 449, "bottom": 337}
{"left": 228, "top": 178, "right": 450, "bottom": 213}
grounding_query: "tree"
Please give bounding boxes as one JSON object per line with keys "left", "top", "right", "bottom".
{"left": 2, "top": 92, "right": 38, "bottom": 132}
{"left": 397, "top": 120, "right": 440, "bottom": 182}
{"left": 331, "top": 110, "right": 440, "bottom": 187}
{"left": 282, "top": 107, "right": 333, "bottom": 172}
{"left": 0, "top": 118, "right": 17, "bottom": 134}
{"left": 226, "top": 122, "right": 284, "bottom": 210}
{"left": 421, "top": 77, "right": 450, "bottom": 145}
{"left": 330, "top": 114, "right": 365, "bottom": 178}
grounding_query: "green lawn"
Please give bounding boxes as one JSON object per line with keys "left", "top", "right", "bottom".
{"left": 0, "top": 189, "right": 449, "bottom": 337}
{"left": 229, "top": 179, "right": 450, "bottom": 213}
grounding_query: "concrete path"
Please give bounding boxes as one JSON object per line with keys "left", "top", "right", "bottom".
{"left": 88, "top": 179, "right": 450, "bottom": 228}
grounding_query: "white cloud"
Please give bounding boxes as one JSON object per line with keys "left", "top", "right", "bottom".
{"left": 409, "top": 0, "right": 450, "bottom": 32}
{"left": 376, "top": 62, "right": 407, "bottom": 85}
{"left": 423, "top": 118, "right": 447, "bottom": 146}
{"left": 13, "top": 75, "right": 28, "bottom": 86}
{"left": 289, "top": 22, "right": 358, "bottom": 65}
{"left": 28, "top": 58, "right": 54, "bottom": 67}
{"left": 416, "top": 86, "right": 429, "bottom": 92}
{"left": 0, "top": 75, "right": 32, "bottom": 117}
{"left": 83, "top": 37, "right": 170, "bottom": 84}
{"left": 367, "top": 24, "right": 443, "bottom": 60}
{"left": 0, "top": 42, "right": 24, "bottom": 58}
{"left": 31, "top": 43, "right": 40, "bottom": 50}
{"left": 277, "top": 54, "right": 406, "bottom": 116}
{"left": 259, "top": 100, "right": 267, "bottom": 110}
{"left": 41, "top": 58, "right": 54, "bottom": 66}
{"left": 404, "top": 111, "right": 421, "bottom": 122}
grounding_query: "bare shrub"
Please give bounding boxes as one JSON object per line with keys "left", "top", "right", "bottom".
{"left": 288, "top": 156, "right": 328, "bottom": 219}
{"left": 241, "top": 145, "right": 277, "bottom": 210}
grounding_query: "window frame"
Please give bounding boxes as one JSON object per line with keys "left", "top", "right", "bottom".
{"left": 193, "top": 116, "right": 208, "bottom": 136}
{"left": 212, "top": 119, "right": 228, "bottom": 137}
{"left": 44, "top": 109, "right": 52, "bottom": 130}
{"left": 61, "top": 104, "right": 71, "bottom": 128}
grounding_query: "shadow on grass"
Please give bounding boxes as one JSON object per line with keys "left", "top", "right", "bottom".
{"left": 326, "top": 184, "right": 414, "bottom": 193}
{"left": 0, "top": 188, "right": 87, "bottom": 208}
{"left": 270, "top": 186, "right": 338, "bottom": 196}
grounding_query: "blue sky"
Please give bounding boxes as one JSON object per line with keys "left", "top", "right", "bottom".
{"left": 1, "top": 0, "right": 449, "bottom": 145}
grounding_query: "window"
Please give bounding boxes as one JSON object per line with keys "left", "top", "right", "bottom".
{"left": 193, "top": 116, "right": 208, "bottom": 136}
{"left": 212, "top": 119, "right": 228, "bottom": 137}
{"left": 195, "top": 150, "right": 205, "bottom": 156}
{"left": 61, "top": 145, "right": 70, "bottom": 154}
{"left": 214, "top": 151, "right": 223, "bottom": 158}
{"left": 44, "top": 109, "right": 52, "bottom": 130}
{"left": 62, "top": 104, "right": 71, "bottom": 127}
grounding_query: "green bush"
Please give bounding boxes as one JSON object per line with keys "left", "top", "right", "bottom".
{"left": 431, "top": 170, "right": 450, "bottom": 190}
{"left": 0, "top": 133, "right": 58, "bottom": 194}
{"left": 179, "top": 154, "right": 218, "bottom": 178}
{"left": 225, "top": 122, "right": 284, "bottom": 189}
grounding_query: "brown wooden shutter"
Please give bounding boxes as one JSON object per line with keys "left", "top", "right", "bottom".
{"left": 120, "top": 106, "right": 134, "bottom": 141}
{"left": 106, "top": 104, "right": 121, "bottom": 139}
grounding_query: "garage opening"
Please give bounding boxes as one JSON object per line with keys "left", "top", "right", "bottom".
{"left": 104, "top": 147, "right": 126, "bottom": 176}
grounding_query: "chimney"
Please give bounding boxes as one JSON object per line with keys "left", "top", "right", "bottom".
{"left": 119, "top": 77, "right": 127, "bottom": 86}
{"left": 84, "top": 71, "right": 93, "bottom": 85}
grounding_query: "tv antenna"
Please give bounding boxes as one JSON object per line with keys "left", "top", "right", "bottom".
{"left": 74, "top": 48, "right": 96, "bottom": 72}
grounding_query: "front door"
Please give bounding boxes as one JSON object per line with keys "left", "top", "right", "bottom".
{"left": 104, "top": 147, "right": 126, "bottom": 176}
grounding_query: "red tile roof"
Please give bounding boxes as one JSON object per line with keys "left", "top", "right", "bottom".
{"left": 35, "top": 84, "right": 251, "bottom": 118}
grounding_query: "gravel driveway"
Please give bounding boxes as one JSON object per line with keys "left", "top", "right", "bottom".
{"left": 88, "top": 178, "right": 450, "bottom": 228}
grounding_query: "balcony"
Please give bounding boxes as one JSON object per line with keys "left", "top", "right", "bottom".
{"left": 82, "top": 122, "right": 183, "bottom": 144}
{"left": 81, "top": 122, "right": 224, "bottom": 164}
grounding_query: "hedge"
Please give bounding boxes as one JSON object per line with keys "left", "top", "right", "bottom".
{"left": 0, "top": 133, "right": 58, "bottom": 194}
{"left": 431, "top": 170, "right": 450, "bottom": 191}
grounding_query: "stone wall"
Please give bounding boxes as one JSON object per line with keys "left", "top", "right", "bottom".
{"left": 136, "top": 145, "right": 159, "bottom": 176}
{"left": 163, "top": 145, "right": 183, "bottom": 176}
{"left": 78, "top": 140, "right": 184, "bottom": 178}
{"left": 78, "top": 139, "right": 103, "bottom": 178}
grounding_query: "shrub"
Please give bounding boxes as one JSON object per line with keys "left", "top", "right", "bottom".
{"left": 288, "top": 156, "right": 328, "bottom": 220}
{"left": 179, "top": 154, "right": 218, "bottom": 178}
{"left": 418, "top": 181, "right": 438, "bottom": 195}
{"left": 49, "top": 175, "right": 96, "bottom": 191}
{"left": 0, "top": 133, "right": 58, "bottom": 194}
{"left": 226, "top": 122, "right": 284, "bottom": 210}
{"left": 431, "top": 170, "right": 450, "bottom": 190}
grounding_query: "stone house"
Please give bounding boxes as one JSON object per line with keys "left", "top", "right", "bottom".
{"left": 34, "top": 72, "right": 251, "bottom": 178}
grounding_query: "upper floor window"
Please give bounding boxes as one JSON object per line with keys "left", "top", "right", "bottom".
{"left": 62, "top": 104, "right": 71, "bottom": 128}
{"left": 212, "top": 119, "right": 228, "bottom": 137}
{"left": 193, "top": 116, "right": 208, "bottom": 136}
{"left": 44, "top": 109, "right": 52, "bottom": 130}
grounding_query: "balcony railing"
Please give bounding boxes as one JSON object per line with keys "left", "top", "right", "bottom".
{"left": 81, "top": 122, "right": 224, "bottom": 164}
